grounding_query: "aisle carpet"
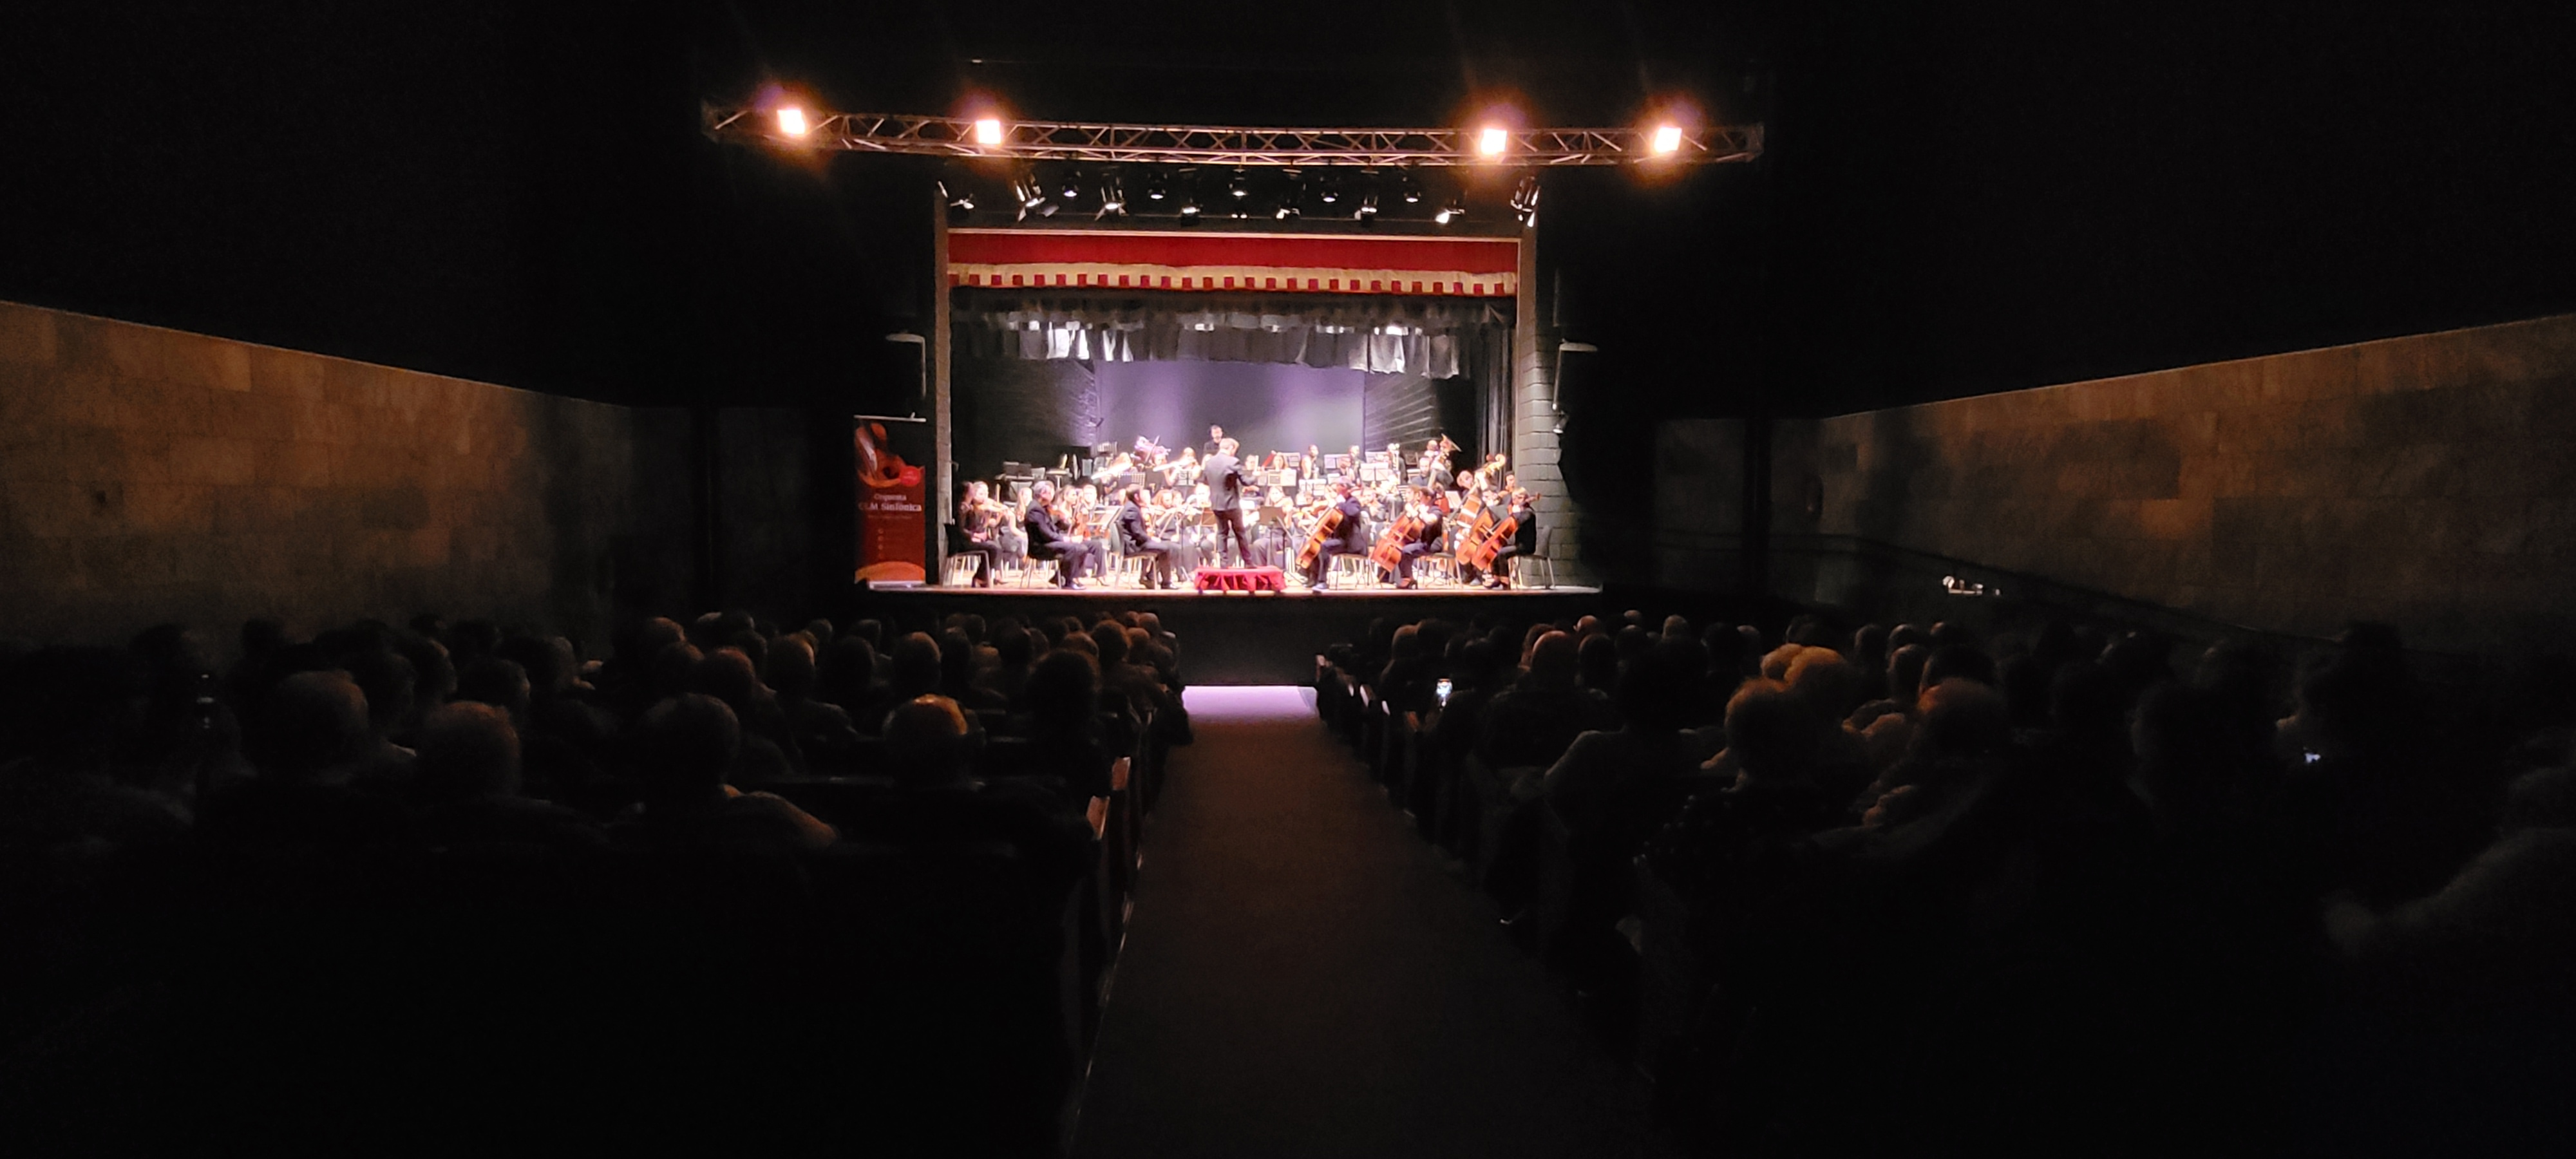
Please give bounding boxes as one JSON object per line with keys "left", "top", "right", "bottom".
{"left": 1074, "top": 686, "right": 1674, "bottom": 1158}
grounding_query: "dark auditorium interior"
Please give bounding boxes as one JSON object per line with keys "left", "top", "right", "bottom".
{"left": 5, "top": 3, "right": 2575, "bottom": 1156}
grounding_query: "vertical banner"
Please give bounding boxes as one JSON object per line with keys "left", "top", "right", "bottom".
{"left": 854, "top": 415, "right": 931, "bottom": 583}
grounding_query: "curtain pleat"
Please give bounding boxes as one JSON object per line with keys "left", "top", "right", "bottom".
{"left": 956, "top": 290, "right": 1502, "bottom": 380}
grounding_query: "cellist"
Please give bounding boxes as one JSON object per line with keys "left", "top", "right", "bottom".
{"left": 1480, "top": 489, "right": 1538, "bottom": 589}
{"left": 1390, "top": 489, "right": 1444, "bottom": 590}
{"left": 1303, "top": 481, "right": 1368, "bottom": 587}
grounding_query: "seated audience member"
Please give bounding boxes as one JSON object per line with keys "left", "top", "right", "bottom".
{"left": 1378, "top": 625, "right": 1441, "bottom": 715}
{"left": 1853, "top": 677, "right": 2014, "bottom": 831}
{"left": 623, "top": 694, "right": 834, "bottom": 853}
{"left": 200, "top": 670, "right": 416, "bottom": 849}
{"left": 1018, "top": 650, "right": 1115, "bottom": 800}
{"left": 1577, "top": 632, "right": 1621, "bottom": 695}
{"left": 340, "top": 647, "right": 421, "bottom": 795}
{"left": 815, "top": 636, "right": 882, "bottom": 721}
{"left": 764, "top": 635, "right": 862, "bottom": 768}
{"left": 410, "top": 702, "right": 605, "bottom": 851}
{"left": 1542, "top": 646, "right": 1706, "bottom": 853}
{"left": 688, "top": 648, "right": 797, "bottom": 783}
{"left": 1480, "top": 631, "right": 1615, "bottom": 771}
{"left": 859, "top": 633, "right": 944, "bottom": 734}
{"left": 937, "top": 628, "right": 1009, "bottom": 713}
{"left": 877, "top": 695, "right": 1094, "bottom": 883}
{"left": 454, "top": 656, "right": 533, "bottom": 722}
{"left": 2324, "top": 764, "right": 2576, "bottom": 1012}
{"left": 0, "top": 646, "right": 193, "bottom": 851}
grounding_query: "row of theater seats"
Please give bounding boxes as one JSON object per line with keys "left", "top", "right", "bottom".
{"left": 2, "top": 699, "right": 1174, "bottom": 1158}
{"left": 1311, "top": 652, "right": 1717, "bottom": 1142}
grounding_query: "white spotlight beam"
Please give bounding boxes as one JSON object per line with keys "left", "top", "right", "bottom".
{"left": 703, "top": 104, "right": 1762, "bottom": 167}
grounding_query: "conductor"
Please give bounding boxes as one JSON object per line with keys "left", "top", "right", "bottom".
{"left": 1199, "top": 437, "right": 1258, "bottom": 569}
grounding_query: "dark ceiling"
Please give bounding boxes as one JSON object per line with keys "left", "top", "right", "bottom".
{"left": 4, "top": 1, "right": 2573, "bottom": 422}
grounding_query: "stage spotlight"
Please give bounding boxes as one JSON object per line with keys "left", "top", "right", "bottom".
{"left": 1061, "top": 168, "right": 1085, "bottom": 200}
{"left": 1316, "top": 173, "right": 1340, "bottom": 204}
{"left": 1144, "top": 172, "right": 1168, "bottom": 202}
{"left": 1356, "top": 189, "right": 1379, "bottom": 218}
{"left": 1097, "top": 173, "right": 1126, "bottom": 215}
{"left": 1013, "top": 173, "right": 1046, "bottom": 209}
{"left": 1651, "top": 123, "right": 1684, "bottom": 155}
{"left": 941, "top": 180, "right": 976, "bottom": 211}
{"left": 1397, "top": 169, "right": 1423, "bottom": 203}
{"left": 776, "top": 106, "right": 810, "bottom": 137}
{"left": 1228, "top": 167, "right": 1250, "bottom": 199}
{"left": 1477, "top": 125, "right": 1510, "bottom": 157}
{"left": 1434, "top": 193, "right": 1466, "bottom": 225}
{"left": 973, "top": 117, "right": 1005, "bottom": 146}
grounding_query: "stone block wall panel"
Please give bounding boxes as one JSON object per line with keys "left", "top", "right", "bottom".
{"left": 0, "top": 300, "right": 696, "bottom": 655}
{"left": 1802, "top": 313, "right": 2576, "bottom": 655}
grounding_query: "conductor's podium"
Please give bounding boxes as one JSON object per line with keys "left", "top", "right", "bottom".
{"left": 1193, "top": 566, "right": 1289, "bottom": 594}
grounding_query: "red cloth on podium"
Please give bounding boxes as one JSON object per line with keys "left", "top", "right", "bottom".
{"left": 1193, "top": 567, "right": 1287, "bottom": 594}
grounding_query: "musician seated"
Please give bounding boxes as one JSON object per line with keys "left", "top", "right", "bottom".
{"left": 1391, "top": 495, "right": 1444, "bottom": 589}
{"left": 1022, "top": 482, "right": 1101, "bottom": 589}
{"left": 1115, "top": 486, "right": 1177, "bottom": 589}
{"left": 1482, "top": 491, "right": 1539, "bottom": 589}
{"left": 1305, "top": 482, "right": 1369, "bottom": 587}
{"left": 952, "top": 481, "right": 1005, "bottom": 587}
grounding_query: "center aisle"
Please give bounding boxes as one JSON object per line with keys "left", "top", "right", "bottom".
{"left": 1074, "top": 686, "right": 1674, "bottom": 1158}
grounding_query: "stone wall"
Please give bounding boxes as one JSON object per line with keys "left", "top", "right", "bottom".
{"left": 1649, "top": 419, "right": 1746, "bottom": 588}
{"left": 1799, "top": 314, "right": 2576, "bottom": 656}
{"left": 0, "top": 301, "right": 691, "bottom": 654}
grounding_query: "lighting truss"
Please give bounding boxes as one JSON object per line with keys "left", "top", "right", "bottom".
{"left": 705, "top": 105, "right": 1763, "bottom": 167}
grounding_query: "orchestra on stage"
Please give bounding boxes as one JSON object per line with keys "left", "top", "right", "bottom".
{"left": 951, "top": 426, "right": 1539, "bottom": 592}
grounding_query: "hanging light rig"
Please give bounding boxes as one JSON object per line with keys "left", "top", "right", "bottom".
{"left": 703, "top": 105, "right": 1759, "bottom": 167}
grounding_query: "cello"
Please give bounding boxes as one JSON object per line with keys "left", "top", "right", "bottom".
{"left": 1460, "top": 491, "right": 1521, "bottom": 575}
{"left": 1296, "top": 504, "right": 1343, "bottom": 576}
{"left": 1370, "top": 493, "right": 1426, "bottom": 580}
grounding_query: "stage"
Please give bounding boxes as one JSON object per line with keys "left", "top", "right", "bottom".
{"left": 841, "top": 581, "right": 1603, "bottom": 684}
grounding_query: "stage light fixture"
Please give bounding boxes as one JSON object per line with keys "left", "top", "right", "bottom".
{"left": 973, "top": 117, "right": 1005, "bottom": 146}
{"left": 1144, "top": 172, "right": 1168, "bottom": 202}
{"left": 1434, "top": 193, "right": 1465, "bottom": 225}
{"left": 1651, "top": 124, "right": 1684, "bottom": 155}
{"left": 1061, "top": 168, "right": 1084, "bottom": 200}
{"left": 1013, "top": 173, "right": 1046, "bottom": 209}
{"left": 1227, "top": 167, "right": 1250, "bottom": 199}
{"left": 1097, "top": 173, "right": 1126, "bottom": 215}
{"left": 776, "top": 106, "right": 811, "bottom": 137}
{"left": 941, "top": 180, "right": 976, "bottom": 211}
{"left": 1316, "top": 173, "right": 1340, "bottom": 204}
{"left": 1477, "top": 126, "right": 1509, "bottom": 157}
{"left": 1510, "top": 174, "right": 1541, "bottom": 227}
{"left": 1356, "top": 189, "right": 1379, "bottom": 218}
{"left": 1397, "top": 169, "right": 1423, "bottom": 203}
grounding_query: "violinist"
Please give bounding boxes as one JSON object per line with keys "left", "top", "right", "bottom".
{"left": 1481, "top": 489, "right": 1538, "bottom": 589}
{"left": 1115, "top": 485, "right": 1176, "bottom": 590}
{"left": 1023, "top": 481, "right": 1101, "bottom": 589}
{"left": 953, "top": 480, "right": 1008, "bottom": 587}
{"left": 1303, "top": 481, "right": 1370, "bottom": 587}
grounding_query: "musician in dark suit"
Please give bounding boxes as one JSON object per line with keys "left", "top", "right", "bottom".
{"left": 1115, "top": 487, "right": 1175, "bottom": 589}
{"left": 1202, "top": 424, "right": 1226, "bottom": 458}
{"left": 1305, "top": 482, "right": 1370, "bottom": 587}
{"left": 1483, "top": 490, "right": 1538, "bottom": 589}
{"left": 1198, "top": 438, "right": 1256, "bottom": 569}
{"left": 1023, "top": 482, "right": 1100, "bottom": 589}
{"left": 1392, "top": 491, "right": 1444, "bottom": 589}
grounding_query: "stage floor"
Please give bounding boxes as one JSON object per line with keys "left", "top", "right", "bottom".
{"left": 842, "top": 581, "right": 1604, "bottom": 684}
